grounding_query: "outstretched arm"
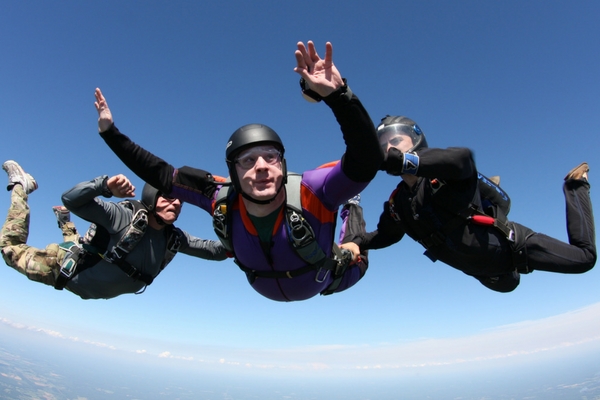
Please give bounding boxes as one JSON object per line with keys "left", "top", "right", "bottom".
{"left": 94, "top": 88, "right": 176, "bottom": 194}
{"left": 179, "top": 232, "right": 230, "bottom": 261}
{"left": 384, "top": 147, "right": 477, "bottom": 181}
{"left": 94, "top": 88, "right": 216, "bottom": 204}
{"left": 94, "top": 89, "right": 224, "bottom": 211}
{"left": 294, "top": 41, "right": 383, "bottom": 184}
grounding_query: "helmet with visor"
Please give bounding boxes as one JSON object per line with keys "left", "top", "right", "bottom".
{"left": 377, "top": 115, "right": 428, "bottom": 154}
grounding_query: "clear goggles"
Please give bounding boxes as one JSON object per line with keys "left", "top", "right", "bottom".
{"left": 377, "top": 124, "right": 420, "bottom": 149}
{"left": 235, "top": 145, "right": 282, "bottom": 169}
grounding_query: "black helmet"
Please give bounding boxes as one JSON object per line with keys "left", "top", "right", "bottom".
{"left": 225, "top": 124, "right": 285, "bottom": 162}
{"left": 225, "top": 124, "right": 287, "bottom": 203}
{"left": 141, "top": 183, "right": 161, "bottom": 212}
{"left": 377, "top": 115, "right": 428, "bottom": 153}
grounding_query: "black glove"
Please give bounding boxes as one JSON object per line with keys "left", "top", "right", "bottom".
{"left": 383, "top": 148, "right": 405, "bottom": 176}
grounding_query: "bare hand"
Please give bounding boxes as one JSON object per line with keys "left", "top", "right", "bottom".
{"left": 294, "top": 41, "right": 344, "bottom": 98}
{"left": 339, "top": 242, "right": 360, "bottom": 263}
{"left": 95, "top": 88, "right": 114, "bottom": 133}
{"left": 107, "top": 174, "right": 135, "bottom": 198}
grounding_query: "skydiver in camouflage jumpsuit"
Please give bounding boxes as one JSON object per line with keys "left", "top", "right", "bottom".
{"left": 0, "top": 160, "right": 60, "bottom": 285}
{"left": 0, "top": 160, "right": 228, "bottom": 298}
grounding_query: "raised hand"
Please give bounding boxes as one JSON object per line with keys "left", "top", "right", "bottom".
{"left": 294, "top": 41, "right": 345, "bottom": 98}
{"left": 94, "top": 88, "right": 114, "bottom": 133}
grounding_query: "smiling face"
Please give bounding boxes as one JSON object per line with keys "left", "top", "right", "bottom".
{"left": 153, "top": 195, "right": 182, "bottom": 225}
{"left": 234, "top": 145, "right": 284, "bottom": 201}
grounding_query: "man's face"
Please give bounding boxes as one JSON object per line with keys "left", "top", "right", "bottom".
{"left": 379, "top": 131, "right": 414, "bottom": 154}
{"left": 234, "top": 145, "right": 284, "bottom": 201}
{"left": 154, "top": 195, "right": 182, "bottom": 225}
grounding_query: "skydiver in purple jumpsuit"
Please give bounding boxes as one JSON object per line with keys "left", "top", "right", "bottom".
{"left": 94, "top": 41, "right": 383, "bottom": 301}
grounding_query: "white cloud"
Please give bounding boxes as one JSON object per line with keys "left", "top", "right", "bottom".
{"left": 171, "top": 302, "right": 600, "bottom": 372}
{"left": 3, "top": 303, "right": 600, "bottom": 373}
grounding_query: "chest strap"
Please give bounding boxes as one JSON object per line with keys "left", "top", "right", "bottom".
{"left": 214, "top": 173, "right": 348, "bottom": 287}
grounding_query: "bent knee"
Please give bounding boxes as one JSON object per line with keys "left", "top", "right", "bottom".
{"left": 572, "top": 251, "right": 596, "bottom": 273}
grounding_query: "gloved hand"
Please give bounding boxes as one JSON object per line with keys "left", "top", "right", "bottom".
{"left": 383, "top": 147, "right": 405, "bottom": 176}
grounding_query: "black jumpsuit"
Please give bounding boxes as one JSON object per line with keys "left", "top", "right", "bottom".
{"left": 355, "top": 147, "right": 596, "bottom": 292}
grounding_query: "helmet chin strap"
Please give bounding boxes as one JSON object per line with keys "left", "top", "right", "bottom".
{"left": 240, "top": 181, "right": 285, "bottom": 205}
{"left": 151, "top": 211, "right": 167, "bottom": 226}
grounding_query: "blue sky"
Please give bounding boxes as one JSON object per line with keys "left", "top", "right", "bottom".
{"left": 1, "top": 0, "right": 600, "bottom": 396}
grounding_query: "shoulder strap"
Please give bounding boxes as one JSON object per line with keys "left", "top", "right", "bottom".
{"left": 160, "top": 226, "right": 183, "bottom": 270}
{"left": 283, "top": 173, "right": 331, "bottom": 267}
{"left": 213, "top": 179, "right": 235, "bottom": 254}
{"left": 213, "top": 175, "right": 304, "bottom": 254}
{"left": 214, "top": 172, "right": 343, "bottom": 283}
{"left": 108, "top": 201, "right": 182, "bottom": 285}
{"left": 283, "top": 173, "right": 302, "bottom": 211}
{"left": 477, "top": 172, "right": 511, "bottom": 218}
{"left": 104, "top": 200, "right": 148, "bottom": 261}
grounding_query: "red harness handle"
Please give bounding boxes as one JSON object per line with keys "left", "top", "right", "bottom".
{"left": 471, "top": 214, "right": 495, "bottom": 226}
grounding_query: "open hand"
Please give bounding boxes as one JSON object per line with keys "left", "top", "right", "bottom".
{"left": 294, "top": 41, "right": 344, "bottom": 98}
{"left": 94, "top": 88, "right": 114, "bottom": 133}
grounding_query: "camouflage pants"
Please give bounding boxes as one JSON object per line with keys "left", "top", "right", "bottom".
{"left": 0, "top": 185, "right": 67, "bottom": 286}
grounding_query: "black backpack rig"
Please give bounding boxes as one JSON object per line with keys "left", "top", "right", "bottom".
{"left": 54, "top": 200, "right": 183, "bottom": 291}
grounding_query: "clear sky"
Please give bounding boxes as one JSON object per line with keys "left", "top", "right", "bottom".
{"left": 1, "top": 0, "right": 599, "bottom": 397}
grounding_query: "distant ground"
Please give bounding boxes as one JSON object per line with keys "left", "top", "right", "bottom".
{"left": 2, "top": 334, "right": 600, "bottom": 400}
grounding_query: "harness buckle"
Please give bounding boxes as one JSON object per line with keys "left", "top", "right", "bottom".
{"left": 54, "top": 243, "right": 83, "bottom": 290}
{"left": 507, "top": 229, "right": 515, "bottom": 242}
{"left": 213, "top": 207, "right": 228, "bottom": 237}
{"left": 314, "top": 267, "right": 330, "bottom": 283}
{"left": 430, "top": 178, "right": 446, "bottom": 194}
{"left": 132, "top": 212, "right": 148, "bottom": 230}
{"left": 288, "top": 210, "right": 314, "bottom": 247}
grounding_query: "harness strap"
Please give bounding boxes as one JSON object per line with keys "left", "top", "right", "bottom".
{"left": 214, "top": 173, "right": 349, "bottom": 287}
{"left": 420, "top": 202, "right": 527, "bottom": 272}
{"left": 110, "top": 257, "right": 155, "bottom": 285}
{"left": 56, "top": 201, "right": 182, "bottom": 290}
{"left": 54, "top": 242, "right": 82, "bottom": 290}
{"left": 285, "top": 207, "right": 329, "bottom": 267}
{"left": 161, "top": 228, "right": 183, "bottom": 269}
{"left": 99, "top": 206, "right": 155, "bottom": 285}
{"left": 418, "top": 205, "right": 479, "bottom": 250}
{"left": 236, "top": 259, "right": 333, "bottom": 280}
{"left": 389, "top": 175, "right": 528, "bottom": 272}
{"left": 104, "top": 207, "right": 148, "bottom": 261}
{"left": 470, "top": 214, "right": 514, "bottom": 242}
{"left": 102, "top": 227, "right": 183, "bottom": 286}
{"left": 320, "top": 246, "right": 354, "bottom": 296}
{"left": 235, "top": 243, "right": 350, "bottom": 289}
